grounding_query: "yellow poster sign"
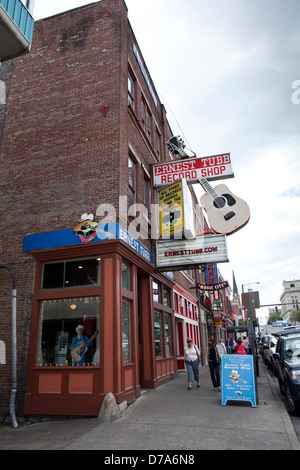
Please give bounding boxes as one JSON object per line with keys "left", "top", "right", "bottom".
{"left": 159, "top": 181, "right": 184, "bottom": 238}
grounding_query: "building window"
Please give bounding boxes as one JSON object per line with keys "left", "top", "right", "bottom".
{"left": 36, "top": 297, "right": 100, "bottom": 367}
{"left": 42, "top": 257, "right": 100, "bottom": 290}
{"left": 128, "top": 70, "right": 135, "bottom": 108}
{"left": 143, "top": 176, "right": 151, "bottom": 214}
{"left": 146, "top": 108, "right": 152, "bottom": 142}
{"left": 163, "top": 286, "right": 170, "bottom": 307}
{"left": 141, "top": 98, "right": 146, "bottom": 131}
{"left": 128, "top": 157, "right": 135, "bottom": 208}
{"left": 164, "top": 313, "right": 172, "bottom": 356}
{"left": 153, "top": 280, "right": 160, "bottom": 303}
{"left": 154, "top": 310, "right": 163, "bottom": 358}
{"left": 122, "top": 298, "right": 132, "bottom": 364}
{"left": 122, "top": 261, "right": 131, "bottom": 290}
{"left": 155, "top": 128, "right": 161, "bottom": 161}
{"left": 141, "top": 96, "right": 152, "bottom": 142}
{"left": 153, "top": 280, "right": 173, "bottom": 359}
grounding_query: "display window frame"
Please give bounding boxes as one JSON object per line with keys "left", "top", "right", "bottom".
{"left": 30, "top": 252, "right": 103, "bottom": 371}
{"left": 121, "top": 258, "right": 135, "bottom": 367}
{"left": 152, "top": 279, "right": 173, "bottom": 360}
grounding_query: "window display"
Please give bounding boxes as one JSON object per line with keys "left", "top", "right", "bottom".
{"left": 36, "top": 297, "right": 100, "bottom": 366}
{"left": 164, "top": 313, "right": 172, "bottom": 356}
{"left": 153, "top": 281, "right": 160, "bottom": 303}
{"left": 154, "top": 310, "right": 163, "bottom": 358}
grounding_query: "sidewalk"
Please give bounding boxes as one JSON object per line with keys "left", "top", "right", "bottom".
{"left": 1, "top": 362, "right": 299, "bottom": 450}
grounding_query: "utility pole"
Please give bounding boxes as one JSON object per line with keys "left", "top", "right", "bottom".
{"left": 242, "top": 282, "right": 260, "bottom": 405}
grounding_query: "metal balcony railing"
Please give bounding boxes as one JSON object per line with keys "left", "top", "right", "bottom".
{"left": 0, "top": 0, "right": 34, "bottom": 61}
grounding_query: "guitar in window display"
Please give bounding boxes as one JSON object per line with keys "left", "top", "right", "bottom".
{"left": 167, "top": 137, "right": 250, "bottom": 235}
{"left": 71, "top": 330, "right": 99, "bottom": 363}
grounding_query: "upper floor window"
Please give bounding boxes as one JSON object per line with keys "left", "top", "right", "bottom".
{"left": 128, "top": 70, "right": 136, "bottom": 108}
{"left": 141, "top": 96, "right": 152, "bottom": 142}
{"left": 42, "top": 257, "right": 101, "bottom": 290}
{"left": 155, "top": 128, "right": 161, "bottom": 161}
{"left": 128, "top": 156, "right": 136, "bottom": 208}
{"left": 143, "top": 175, "right": 151, "bottom": 215}
{"left": 146, "top": 108, "right": 152, "bottom": 142}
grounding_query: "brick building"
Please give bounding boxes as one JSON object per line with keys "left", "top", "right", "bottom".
{"left": 0, "top": 0, "right": 212, "bottom": 418}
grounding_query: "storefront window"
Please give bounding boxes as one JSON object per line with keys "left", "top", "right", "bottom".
{"left": 36, "top": 297, "right": 100, "bottom": 366}
{"left": 122, "top": 261, "right": 131, "bottom": 290}
{"left": 163, "top": 286, "right": 170, "bottom": 307}
{"left": 153, "top": 281, "right": 160, "bottom": 303}
{"left": 122, "top": 298, "right": 131, "bottom": 364}
{"left": 42, "top": 257, "right": 100, "bottom": 289}
{"left": 154, "top": 310, "right": 163, "bottom": 358}
{"left": 164, "top": 313, "right": 172, "bottom": 356}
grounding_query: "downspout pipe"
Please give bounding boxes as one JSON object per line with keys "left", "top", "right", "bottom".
{"left": 0, "top": 265, "right": 18, "bottom": 428}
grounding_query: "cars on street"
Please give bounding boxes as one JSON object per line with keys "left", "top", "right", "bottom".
{"left": 262, "top": 335, "right": 277, "bottom": 372}
{"left": 273, "top": 328, "right": 300, "bottom": 416}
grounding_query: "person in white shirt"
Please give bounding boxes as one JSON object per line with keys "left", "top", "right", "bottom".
{"left": 184, "top": 338, "right": 201, "bottom": 391}
{"left": 217, "top": 338, "right": 227, "bottom": 357}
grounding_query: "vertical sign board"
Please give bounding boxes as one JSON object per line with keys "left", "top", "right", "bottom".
{"left": 221, "top": 355, "right": 256, "bottom": 407}
{"left": 159, "top": 179, "right": 195, "bottom": 239}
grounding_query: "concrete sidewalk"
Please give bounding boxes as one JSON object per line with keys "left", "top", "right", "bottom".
{"left": 1, "top": 362, "right": 299, "bottom": 450}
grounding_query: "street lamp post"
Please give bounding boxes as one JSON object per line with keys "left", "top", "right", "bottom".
{"left": 242, "top": 282, "right": 260, "bottom": 404}
{"left": 0, "top": 265, "right": 18, "bottom": 428}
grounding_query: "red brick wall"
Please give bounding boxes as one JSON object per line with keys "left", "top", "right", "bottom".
{"left": 0, "top": 0, "right": 175, "bottom": 417}
{"left": 0, "top": 0, "right": 130, "bottom": 417}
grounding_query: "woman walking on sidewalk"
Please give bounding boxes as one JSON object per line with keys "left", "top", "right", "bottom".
{"left": 206, "top": 337, "right": 221, "bottom": 391}
{"left": 184, "top": 338, "right": 201, "bottom": 391}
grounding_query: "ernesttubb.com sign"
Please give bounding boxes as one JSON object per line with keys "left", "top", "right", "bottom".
{"left": 156, "top": 235, "right": 228, "bottom": 271}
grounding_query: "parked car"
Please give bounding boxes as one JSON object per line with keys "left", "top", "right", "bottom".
{"left": 262, "top": 335, "right": 277, "bottom": 372}
{"left": 258, "top": 335, "right": 268, "bottom": 361}
{"left": 272, "top": 321, "right": 288, "bottom": 327}
{"left": 273, "top": 330, "right": 300, "bottom": 415}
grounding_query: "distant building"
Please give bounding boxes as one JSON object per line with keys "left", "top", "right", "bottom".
{"left": 280, "top": 279, "right": 300, "bottom": 321}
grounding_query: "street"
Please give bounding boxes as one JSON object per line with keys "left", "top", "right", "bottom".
{"left": 1, "top": 358, "right": 299, "bottom": 451}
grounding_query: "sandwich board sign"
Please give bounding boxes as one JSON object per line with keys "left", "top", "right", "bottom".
{"left": 221, "top": 354, "right": 256, "bottom": 407}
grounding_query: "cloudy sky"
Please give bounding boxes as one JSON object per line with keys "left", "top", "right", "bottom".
{"left": 33, "top": 1, "right": 300, "bottom": 322}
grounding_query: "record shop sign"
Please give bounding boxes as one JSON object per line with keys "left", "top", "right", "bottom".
{"left": 153, "top": 153, "right": 234, "bottom": 188}
{"left": 156, "top": 235, "right": 228, "bottom": 271}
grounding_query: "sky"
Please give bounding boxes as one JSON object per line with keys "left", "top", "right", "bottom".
{"left": 33, "top": 0, "right": 300, "bottom": 322}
